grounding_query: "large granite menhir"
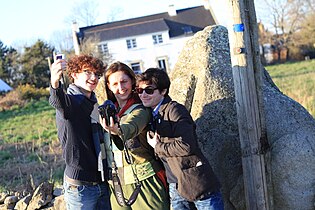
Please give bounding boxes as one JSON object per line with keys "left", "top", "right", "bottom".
{"left": 169, "top": 25, "right": 315, "bottom": 210}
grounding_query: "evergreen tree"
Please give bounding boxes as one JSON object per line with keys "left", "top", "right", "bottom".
{"left": 0, "top": 40, "right": 19, "bottom": 87}
{"left": 19, "top": 40, "right": 54, "bottom": 88}
{"left": 0, "top": 40, "right": 9, "bottom": 79}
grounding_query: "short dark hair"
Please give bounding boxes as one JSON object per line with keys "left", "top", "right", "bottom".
{"left": 136, "top": 68, "right": 170, "bottom": 96}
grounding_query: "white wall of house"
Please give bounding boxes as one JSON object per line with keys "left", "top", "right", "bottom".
{"left": 99, "top": 30, "right": 193, "bottom": 73}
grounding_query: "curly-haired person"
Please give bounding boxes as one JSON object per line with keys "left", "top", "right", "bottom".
{"left": 49, "top": 54, "right": 112, "bottom": 210}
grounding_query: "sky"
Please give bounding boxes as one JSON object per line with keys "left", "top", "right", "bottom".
{"left": 0, "top": 0, "right": 233, "bottom": 48}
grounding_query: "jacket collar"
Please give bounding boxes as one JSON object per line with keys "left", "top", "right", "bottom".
{"left": 158, "top": 95, "right": 172, "bottom": 114}
{"left": 67, "top": 83, "right": 97, "bottom": 103}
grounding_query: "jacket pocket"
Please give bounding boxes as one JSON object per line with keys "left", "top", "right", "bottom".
{"left": 178, "top": 164, "right": 209, "bottom": 201}
{"left": 167, "top": 156, "right": 216, "bottom": 202}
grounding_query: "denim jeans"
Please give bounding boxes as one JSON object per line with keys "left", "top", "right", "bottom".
{"left": 169, "top": 183, "right": 224, "bottom": 210}
{"left": 64, "top": 180, "right": 111, "bottom": 210}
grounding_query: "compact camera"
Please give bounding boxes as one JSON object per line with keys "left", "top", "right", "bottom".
{"left": 55, "top": 53, "right": 66, "bottom": 71}
{"left": 98, "top": 100, "right": 118, "bottom": 126}
{"left": 55, "top": 54, "right": 65, "bottom": 60}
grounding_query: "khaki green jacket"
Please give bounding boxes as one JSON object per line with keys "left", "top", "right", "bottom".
{"left": 110, "top": 103, "right": 162, "bottom": 185}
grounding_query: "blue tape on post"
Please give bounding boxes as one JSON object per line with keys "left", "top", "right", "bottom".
{"left": 233, "top": 24, "right": 244, "bottom": 32}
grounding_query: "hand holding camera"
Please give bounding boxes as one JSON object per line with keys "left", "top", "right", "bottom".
{"left": 55, "top": 53, "right": 67, "bottom": 71}
{"left": 55, "top": 54, "right": 65, "bottom": 60}
{"left": 50, "top": 53, "right": 67, "bottom": 88}
{"left": 99, "top": 100, "right": 120, "bottom": 134}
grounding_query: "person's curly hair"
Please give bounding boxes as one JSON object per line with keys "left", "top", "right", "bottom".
{"left": 66, "top": 54, "right": 107, "bottom": 83}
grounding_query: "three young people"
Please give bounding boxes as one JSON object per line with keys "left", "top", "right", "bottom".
{"left": 50, "top": 54, "right": 223, "bottom": 210}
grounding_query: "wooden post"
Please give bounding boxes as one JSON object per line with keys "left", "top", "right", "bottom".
{"left": 227, "top": 0, "right": 270, "bottom": 209}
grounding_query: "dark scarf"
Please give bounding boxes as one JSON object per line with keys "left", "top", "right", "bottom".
{"left": 67, "top": 84, "right": 108, "bottom": 181}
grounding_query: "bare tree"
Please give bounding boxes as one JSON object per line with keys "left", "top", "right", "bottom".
{"left": 66, "top": 0, "right": 99, "bottom": 27}
{"left": 292, "top": 12, "right": 315, "bottom": 58}
{"left": 260, "top": 0, "right": 307, "bottom": 61}
{"left": 106, "top": 6, "right": 124, "bottom": 22}
{"left": 79, "top": 36, "right": 113, "bottom": 65}
{"left": 305, "top": 0, "right": 315, "bottom": 12}
{"left": 49, "top": 29, "right": 73, "bottom": 53}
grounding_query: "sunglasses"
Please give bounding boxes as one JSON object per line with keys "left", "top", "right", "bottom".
{"left": 135, "top": 87, "right": 158, "bottom": 95}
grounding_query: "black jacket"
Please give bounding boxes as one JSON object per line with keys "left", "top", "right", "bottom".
{"left": 154, "top": 96, "right": 221, "bottom": 201}
{"left": 49, "top": 83, "right": 105, "bottom": 182}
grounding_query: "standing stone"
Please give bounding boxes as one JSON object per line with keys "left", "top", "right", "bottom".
{"left": 169, "top": 25, "right": 315, "bottom": 210}
{"left": 95, "top": 77, "right": 108, "bottom": 103}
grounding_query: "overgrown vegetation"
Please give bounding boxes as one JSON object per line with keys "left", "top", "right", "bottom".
{"left": 265, "top": 59, "right": 315, "bottom": 117}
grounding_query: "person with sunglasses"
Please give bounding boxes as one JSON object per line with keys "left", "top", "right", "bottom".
{"left": 136, "top": 68, "right": 224, "bottom": 210}
{"left": 100, "top": 62, "right": 169, "bottom": 210}
{"left": 49, "top": 54, "right": 111, "bottom": 210}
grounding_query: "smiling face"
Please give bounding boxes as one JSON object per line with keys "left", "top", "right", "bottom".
{"left": 72, "top": 68, "right": 99, "bottom": 94}
{"left": 107, "top": 71, "right": 133, "bottom": 104}
{"left": 67, "top": 55, "right": 105, "bottom": 97}
{"left": 137, "top": 81, "right": 166, "bottom": 109}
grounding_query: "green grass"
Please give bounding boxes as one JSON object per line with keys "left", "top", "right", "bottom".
{"left": 265, "top": 59, "right": 315, "bottom": 117}
{"left": 0, "top": 99, "right": 57, "bottom": 145}
{"left": 0, "top": 99, "right": 63, "bottom": 192}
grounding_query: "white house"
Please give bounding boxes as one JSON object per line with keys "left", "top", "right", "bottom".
{"left": 74, "top": 4, "right": 217, "bottom": 73}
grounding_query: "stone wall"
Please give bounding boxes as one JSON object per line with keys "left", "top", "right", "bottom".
{"left": 0, "top": 182, "right": 65, "bottom": 210}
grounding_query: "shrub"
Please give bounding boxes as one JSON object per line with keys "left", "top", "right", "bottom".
{"left": 0, "top": 91, "right": 26, "bottom": 111}
{"left": 0, "top": 84, "right": 50, "bottom": 110}
{"left": 15, "top": 84, "right": 49, "bottom": 100}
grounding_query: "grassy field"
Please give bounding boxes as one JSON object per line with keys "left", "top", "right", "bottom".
{"left": 0, "top": 59, "right": 314, "bottom": 192}
{"left": 0, "top": 99, "right": 63, "bottom": 192}
{"left": 265, "top": 59, "right": 315, "bottom": 117}
{"left": 0, "top": 100, "right": 57, "bottom": 144}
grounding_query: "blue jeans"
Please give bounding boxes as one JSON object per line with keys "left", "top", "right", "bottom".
{"left": 169, "top": 183, "right": 224, "bottom": 210}
{"left": 64, "top": 180, "right": 111, "bottom": 210}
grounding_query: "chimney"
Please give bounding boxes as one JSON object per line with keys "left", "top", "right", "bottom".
{"left": 72, "top": 21, "right": 80, "bottom": 55}
{"left": 203, "top": 0, "right": 210, "bottom": 10}
{"left": 168, "top": 4, "right": 177, "bottom": 16}
{"left": 203, "top": 0, "right": 219, "bottom": 24}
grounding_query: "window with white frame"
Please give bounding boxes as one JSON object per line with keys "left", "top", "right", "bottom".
{"left": 157, "top": 57, "right": 168, "bottom": 72}
{"left": 131, "top": 62, "right": 141, "bottom": 74}
{"left": 126, "top": 39, "right": 137, "bottom": 49}
{"left": 152, "top": 34, "right": 163, "bottom": 44}
{"left": 97, "top": 43, "right": 109, "bottom": 55}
